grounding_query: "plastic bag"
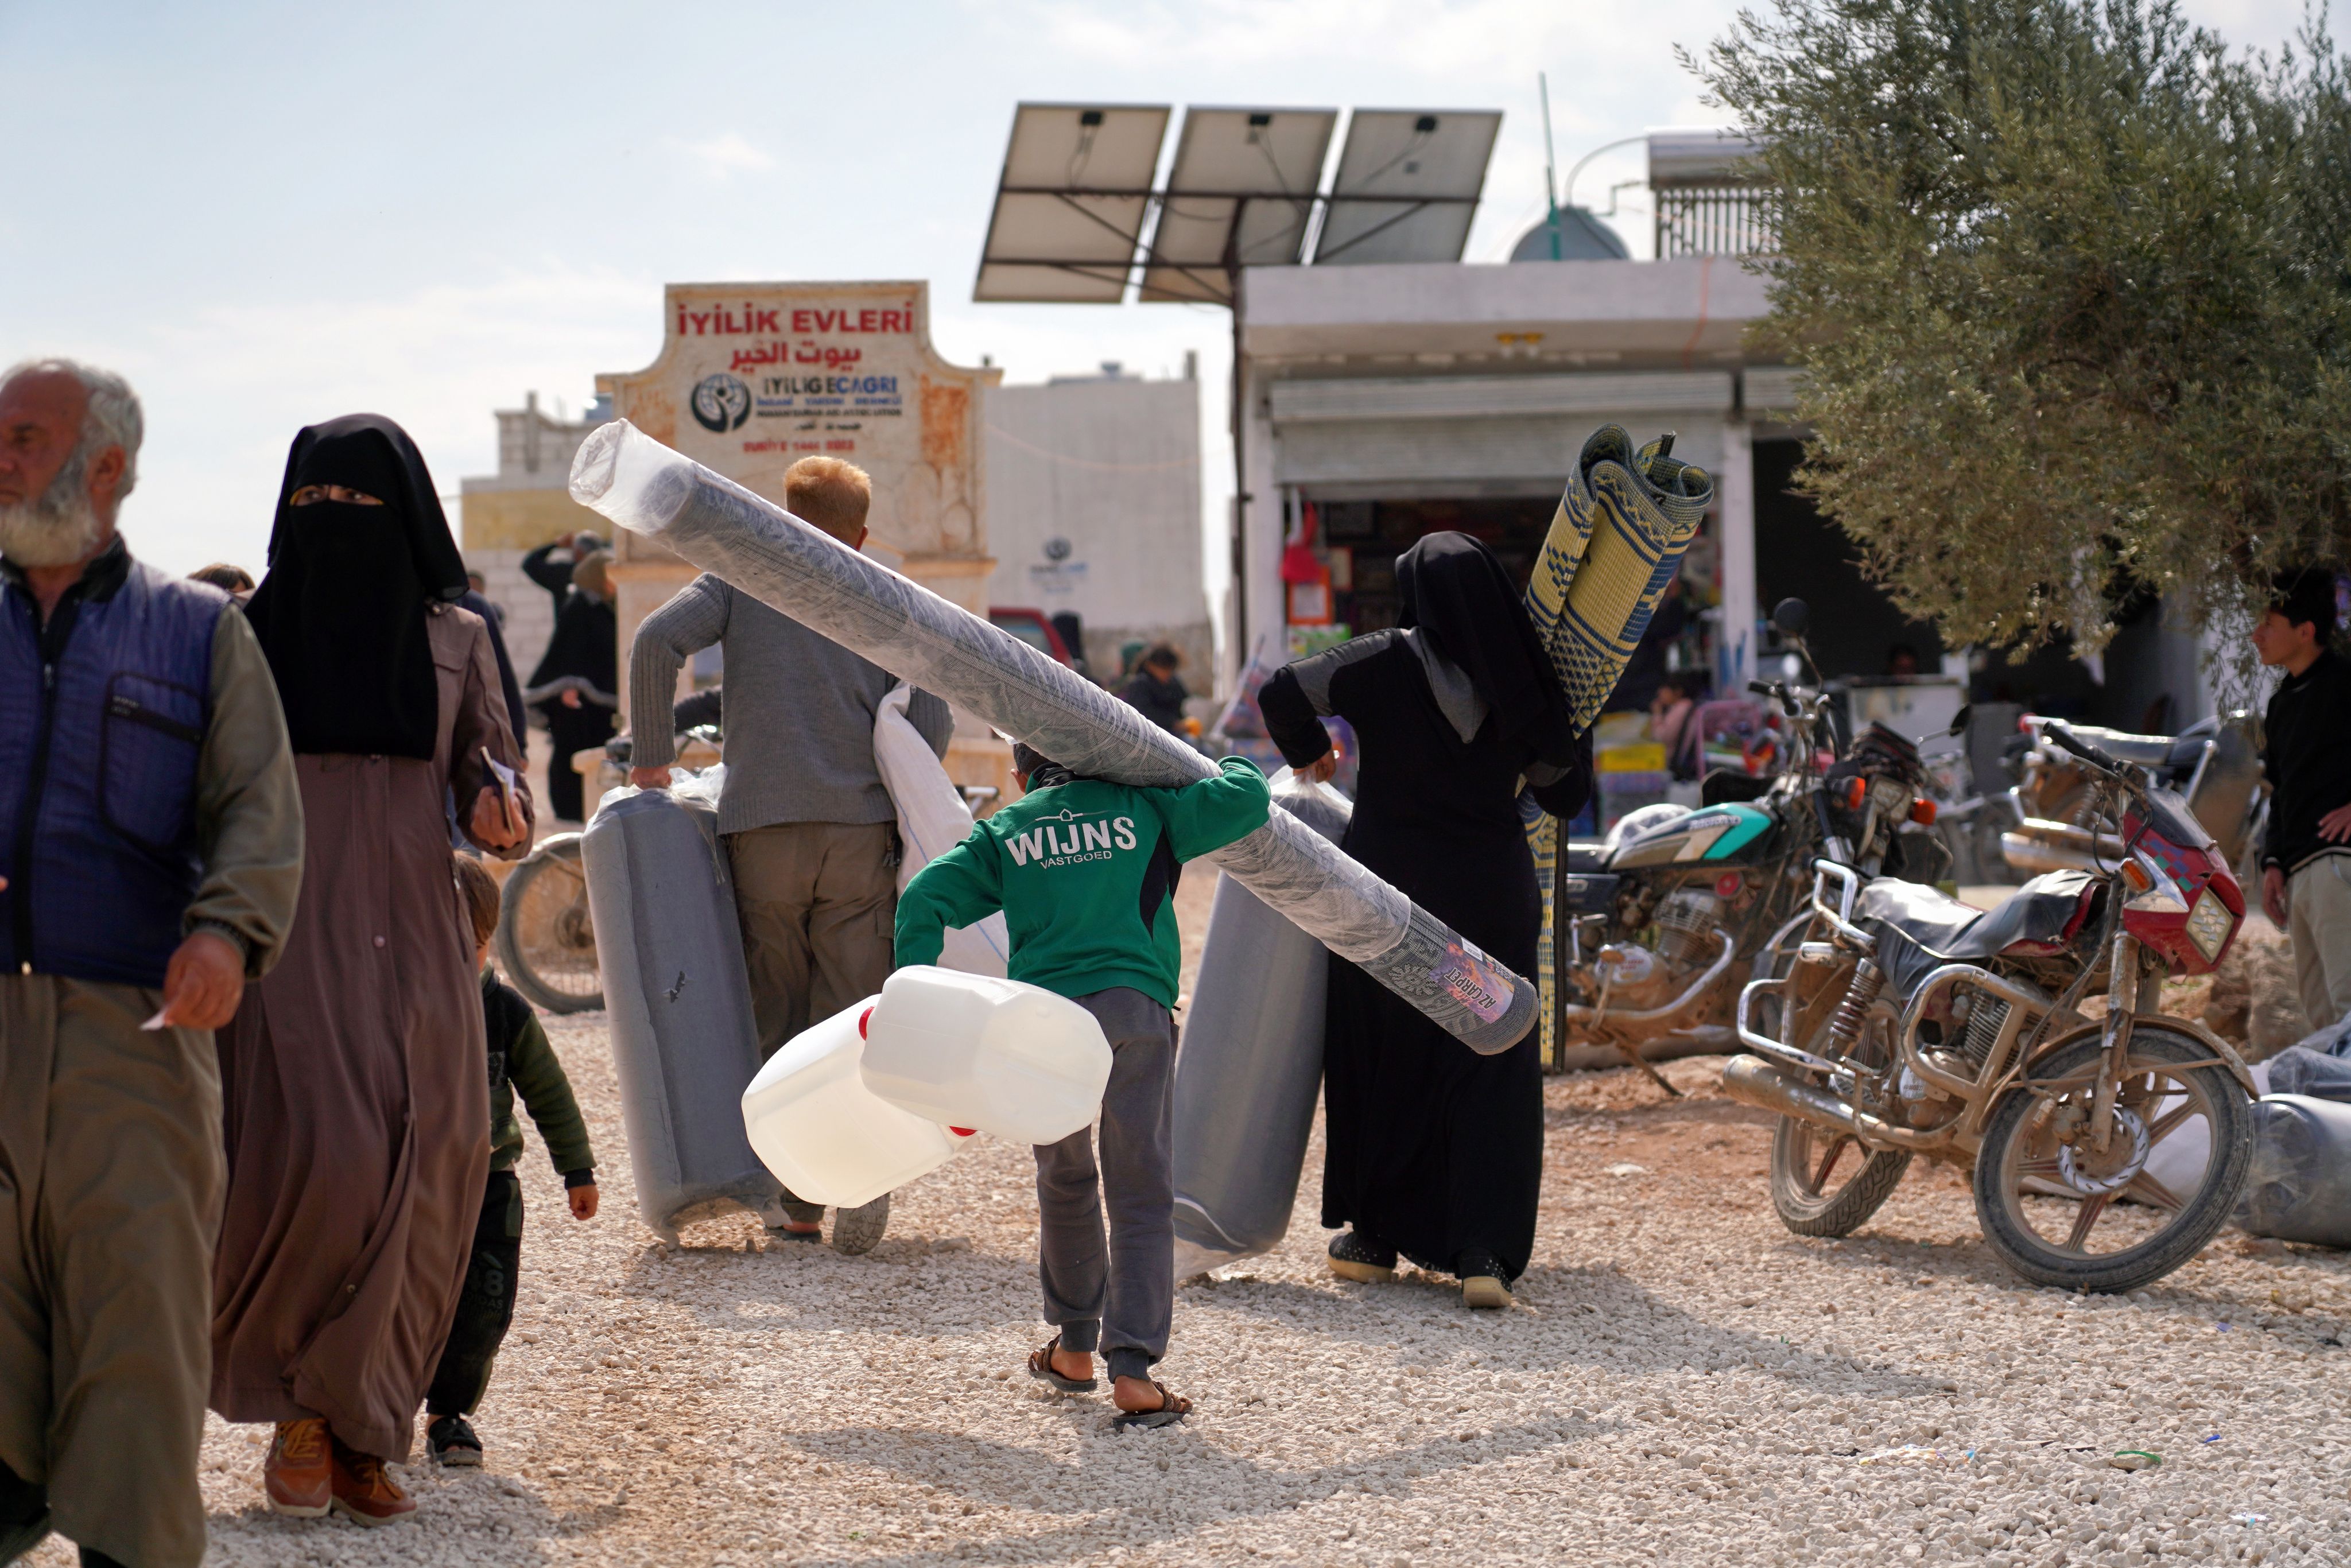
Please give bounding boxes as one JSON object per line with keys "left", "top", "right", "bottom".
{"left": 872, "top": 683, "right": 1008, "bottom": 976}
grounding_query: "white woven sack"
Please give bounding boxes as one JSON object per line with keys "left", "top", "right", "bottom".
{"left": 873, "top": 683, "right": 1010, "bottom": 976}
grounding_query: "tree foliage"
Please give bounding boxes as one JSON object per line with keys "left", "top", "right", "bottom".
{"left": 1697, "top": 0, "right": 2351, "bottom": 650}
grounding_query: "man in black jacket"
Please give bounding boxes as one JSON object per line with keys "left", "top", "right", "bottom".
{"left": 2254, "top": 568, "right": 2351, "bottom": 1031}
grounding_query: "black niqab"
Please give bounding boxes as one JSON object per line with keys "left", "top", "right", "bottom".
{"left": 1394, "top": 531, "right": 1580, "bottom": 766}
{"left": 245, "top": 415, "right": 468, "bottom": 759}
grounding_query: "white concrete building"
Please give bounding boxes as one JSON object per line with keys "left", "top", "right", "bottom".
{"left": 457, "top": 391, "right": 612, "bottom": 681}
{"left": 1236, "top": 255, "right": 1780, "bottom": 694}
{"left": 982, "top": 366, "right": 1211, "bottom": 687}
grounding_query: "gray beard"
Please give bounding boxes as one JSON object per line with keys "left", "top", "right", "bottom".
{"left": 0, "top": 454, "right": 102, "bottom": 569}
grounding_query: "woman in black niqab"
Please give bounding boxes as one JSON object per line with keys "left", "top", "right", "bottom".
{"left": 1394, "top": 531, "right": 1580, "bottom": 769}
{"left": 214, "top": 416, "right": 529, "bottom": 1509}
{"left": 1258, "top": 530, "right": 1591, "bottom": 1309}
{"left": 244, "top": 414, "right": 468, "bottom": 758}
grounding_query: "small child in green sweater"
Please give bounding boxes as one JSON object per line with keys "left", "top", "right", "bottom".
{"left": 430, "top": 855, "right": 600, "bottom": 1468}
{"left": 895, "top": 744, "right": 1270, "bottom": 1427}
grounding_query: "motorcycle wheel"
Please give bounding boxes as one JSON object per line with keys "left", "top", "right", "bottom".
{"left": 495, "top": 835, "right": 604, "bottom": 1014}
{"left": 1767, "top": 981, "right": 1912, "bottom": 1237}
{"left": 1770, "top": 1116, "right": 1914, "bottom": 1237}
{"left": 1972, "top": 1024, "right": 2253, "bottom": 1294}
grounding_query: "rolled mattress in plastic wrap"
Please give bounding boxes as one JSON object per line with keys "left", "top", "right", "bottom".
{"left": 569, "top": 421, "right": 1535, "bottom": 1054}
{"left": 583, "top": 776, "right": 783, "bottom": 1241}
{"left": 1172, "top": 770, "right": 1353, "bottom": 1278}
{"left": 2236, "top": 1095, "right": 2351, "bottom": 1248}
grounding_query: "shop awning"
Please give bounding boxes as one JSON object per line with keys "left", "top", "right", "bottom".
{"left": 1267, "top": 368, "right": 1735, "bottom": 491}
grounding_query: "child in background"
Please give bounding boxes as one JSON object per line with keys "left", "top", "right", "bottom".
{"left": 895, "top": 744, "right": 1270, "bottom": 1429}
{"left": 428, "top": 856, "right": 600, "bottom": 1466}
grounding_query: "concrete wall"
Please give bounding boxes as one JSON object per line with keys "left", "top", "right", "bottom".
{"left": 981, "top": 376, "right": 1212, "bottom": 685}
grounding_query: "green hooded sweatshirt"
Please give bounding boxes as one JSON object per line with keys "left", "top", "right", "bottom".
{"left": 894, "top": 756, "right": 1271, "bottom": 1007}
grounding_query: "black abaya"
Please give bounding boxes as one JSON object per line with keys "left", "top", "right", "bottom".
{"left": 1260, "top": 533, "right": 1588, "bottom": 1284}
{"left": 529, "top": 591, "right": 618, "bottom": 823}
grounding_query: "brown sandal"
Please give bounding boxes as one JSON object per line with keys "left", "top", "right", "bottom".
{"left": 1112, "top": 1380, "right": 1192, "bottom": 1430}
{"left": 1026, "top": 1338, "right": 1096, "bottom": 1393}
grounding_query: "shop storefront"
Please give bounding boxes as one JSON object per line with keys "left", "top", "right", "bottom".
{"left": 1229, "top": 256, "right": 2217, "bottom": 821}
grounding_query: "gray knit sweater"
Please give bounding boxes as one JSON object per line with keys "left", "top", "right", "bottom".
{"left": 630, "top": 574, "right": 954, "bottom": 836}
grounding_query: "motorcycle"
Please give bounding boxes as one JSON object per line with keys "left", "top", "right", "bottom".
{"left": 2002, "top": 711, "right": 2267, "bottom": 887}
{"left": 1918, "top": 741, "right": 2026, "bottom": 888}
{"left": 1553, "top": 600, "right": 1952, "bottom": 1087}
{"left": 1726, "top": 719, "right": 2259, "bottom": 1292}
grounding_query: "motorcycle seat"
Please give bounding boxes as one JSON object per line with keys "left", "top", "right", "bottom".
{"left": 1856, "top": 871, "right": 2103, "bottom": 993}
{"left": 1564, "top": 842, "right": 1610, "bottom": 873}
{"left": 2052, "top": 723, "right": 2176, "bottom": 769}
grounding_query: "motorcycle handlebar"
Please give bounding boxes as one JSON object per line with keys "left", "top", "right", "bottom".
{"left": 1748, "top": 678, "right": 1799, "bottom": 718}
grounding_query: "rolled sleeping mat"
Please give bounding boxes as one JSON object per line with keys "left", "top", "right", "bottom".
{"left": 1526, "top": 425, "right": 1713, "bottom": 733}
{"left": 569, "top": 421, "right": 1535, "bottom": 1054}
{"left": 582, "top": 778, "right": 784, "bottom": 1241}
{"left": 1171, "top": 770, "right": 1353, "bottom": 1277}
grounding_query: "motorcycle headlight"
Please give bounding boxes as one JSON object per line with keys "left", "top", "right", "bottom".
{"left": 2185, "top": 887, "right": 2232, "bottom": 963}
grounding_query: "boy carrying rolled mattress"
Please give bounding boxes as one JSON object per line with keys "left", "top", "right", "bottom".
{"left": 894, "top": 743, "right": 1270, "bottom": 1428}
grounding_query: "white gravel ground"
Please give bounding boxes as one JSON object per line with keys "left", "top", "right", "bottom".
{"left": 32, "top": 878, "right": 2351, "bottom": 1567}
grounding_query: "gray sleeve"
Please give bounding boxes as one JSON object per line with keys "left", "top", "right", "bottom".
{"left": 186, "top": 606, "right": 305, "bottom": 976}
{"left": 908, "top": 687, "right": 955, "bottom": 760}
{"left": 629, "top": 576, "right": 730, "bottom": 769}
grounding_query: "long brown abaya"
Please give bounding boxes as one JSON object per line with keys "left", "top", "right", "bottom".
{"left": 211, "top": 604, "right": 528, "bottom": 1460}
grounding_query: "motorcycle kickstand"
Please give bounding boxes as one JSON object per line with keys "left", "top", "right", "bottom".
{"left": 1610, "top": 1037, "right": 1682, "bottom": 1099}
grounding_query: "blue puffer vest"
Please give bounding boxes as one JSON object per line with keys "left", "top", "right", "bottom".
{"left": 0, "top": 544, "right": 228, "bottom": 988}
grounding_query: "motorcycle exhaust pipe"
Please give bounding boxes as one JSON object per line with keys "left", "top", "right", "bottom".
{"left": 2001, "top": 819, "right": 2126, "bottom": 876}
{"left": 1721, "top": 1054, "right": 1864, "bottom": 1136}
{"left": 1722, "top": 1054, "right": 1970, "bottom": 1155}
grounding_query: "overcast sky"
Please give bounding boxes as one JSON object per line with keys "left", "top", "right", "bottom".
{"left": 0, "top": 0, "right": 2319, "bottom": 579}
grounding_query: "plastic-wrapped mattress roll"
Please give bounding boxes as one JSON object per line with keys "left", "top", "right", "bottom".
{"left": 583, "top": 777, "right": 783, "bottom": 1241}
{"left": 569, "top": 421, "right": 1534, "bottom": 1054}
{"left": 2234, "top": 1093, "right": 2351, "bottom": 1248}
{"left": 1171, "top": 770, "right": 1352, "bottom": 1276}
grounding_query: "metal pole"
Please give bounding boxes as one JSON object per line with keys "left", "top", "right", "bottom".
{"left": 1539, "top": 73, "right": 1561, "bottom": 262}
{"left": 1227, "top": 251, "right": 1250, "bottom": 687}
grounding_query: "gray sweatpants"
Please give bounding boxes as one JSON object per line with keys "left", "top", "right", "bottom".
{"left": 1034, "top": 988, "right": 1175, "bottom": 1384}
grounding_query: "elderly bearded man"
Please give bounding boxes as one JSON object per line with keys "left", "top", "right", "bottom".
{"left": 0, "top": 361, "right": 303, "bottom": 1568}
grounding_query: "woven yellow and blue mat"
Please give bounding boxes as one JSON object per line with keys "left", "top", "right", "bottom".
{"left": 1526, "top": 425, "right": 1714, "bottom": 732}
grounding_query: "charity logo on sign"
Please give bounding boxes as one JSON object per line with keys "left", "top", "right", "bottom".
{"left": 1044, "top": 537, "right": 1073, "bottom": 562}
{"left": 690, "top": 373, "right": 752, "bottom": 433}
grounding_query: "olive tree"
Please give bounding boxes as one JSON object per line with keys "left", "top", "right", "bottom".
{"left": 1696, "top": 0, "right": 2351, "bottom": 651}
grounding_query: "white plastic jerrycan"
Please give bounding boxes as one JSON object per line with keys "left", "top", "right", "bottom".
{"left": 860, "top": 966, "right": 1114, "bottom": 1146}
{"left": 740, "top": 997, "right": 974, "bottom": 1209}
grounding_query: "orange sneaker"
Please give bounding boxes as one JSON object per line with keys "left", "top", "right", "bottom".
{"left": 328, "top": 1441, "right": 415, "bottom": 1527}
{"left": 263, "top": 1418, "right": 331, "bottom": 1518}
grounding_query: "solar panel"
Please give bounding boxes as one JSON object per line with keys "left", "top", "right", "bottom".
{"left": 1139, "top": 107, "right": 1336, "bottom": 303}
{"left": 1311, "top": 108, "right": 1500, "bottom": 266}
{"left": 974, "top": 103, "right": 1170, "bottom": 303}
